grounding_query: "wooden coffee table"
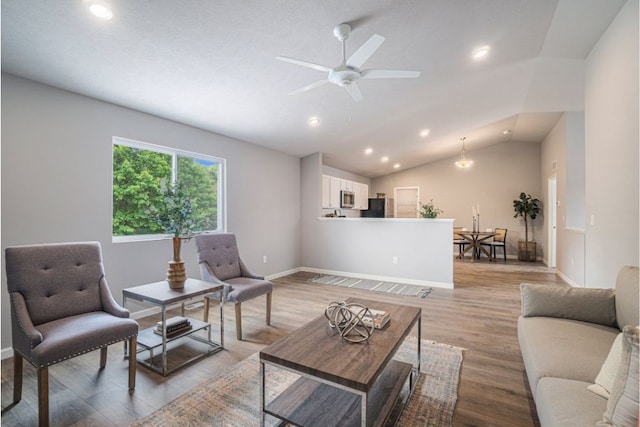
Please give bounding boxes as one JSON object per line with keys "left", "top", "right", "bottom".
{"left": 259, "top": 297, "right": 421, "bottom": 427}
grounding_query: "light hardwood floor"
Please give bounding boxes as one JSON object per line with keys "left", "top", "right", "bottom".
{"left": 1, "top": 258, "right": 566, "bottom": 426}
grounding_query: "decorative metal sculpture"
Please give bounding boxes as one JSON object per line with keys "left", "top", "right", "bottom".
{"left": 325, "top": 301, "right": 374, "bottom": 343}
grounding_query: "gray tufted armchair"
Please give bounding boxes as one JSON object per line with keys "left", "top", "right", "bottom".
{"left": 5, "top": 241, "right": 139, "bottom": 427}
{"left": 195, "top": 233, "right": 273, "bottom": 340}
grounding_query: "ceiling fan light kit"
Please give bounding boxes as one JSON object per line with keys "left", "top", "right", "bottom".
{"left": 276, "top": 23, "right": 420, "bottom": 102}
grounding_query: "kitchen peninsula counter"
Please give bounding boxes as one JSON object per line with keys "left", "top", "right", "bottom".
{"left": 304, "top": 217, "right": 454, "bottom": 288}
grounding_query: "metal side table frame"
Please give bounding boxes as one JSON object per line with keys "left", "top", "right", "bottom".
{"left": 123, "top": 278, "right": 224, "bottom": 376}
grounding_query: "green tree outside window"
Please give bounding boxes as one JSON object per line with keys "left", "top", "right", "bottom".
{"left": 112, "top": 141, "right": 221, "bottom": 238}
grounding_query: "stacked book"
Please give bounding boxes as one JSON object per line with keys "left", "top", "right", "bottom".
{"left": 154, "top": 316, "right": 192, "bottom": 337}
{"left": 347, "top": 306, "right": 391, "bottom": 330}
{"left": 363, "top": 308, "right": 391, "bottom": 329}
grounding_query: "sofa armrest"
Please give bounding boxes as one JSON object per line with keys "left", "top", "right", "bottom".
{"left": 520, "top": 283, "right": 616, "bottom": 327}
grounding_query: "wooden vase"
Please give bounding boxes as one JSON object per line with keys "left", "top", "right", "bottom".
{"left": 167, "top": 237, "right": 187, "bottom": 289}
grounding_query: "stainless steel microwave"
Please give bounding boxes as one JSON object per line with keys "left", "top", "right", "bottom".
{"left": 341, "top": 190, "right": 355, "bottom": 208}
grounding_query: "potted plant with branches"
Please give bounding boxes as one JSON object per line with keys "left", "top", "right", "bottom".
{"left": 149, "top": 178, "right": 195, "bottom": 289}
{"left": 513, "top": 192, "right": 541, "bottom": 261}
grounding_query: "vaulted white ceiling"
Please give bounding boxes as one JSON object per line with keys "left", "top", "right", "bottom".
{"left": 1, "top": 0, "right": 626, "bottom": 178}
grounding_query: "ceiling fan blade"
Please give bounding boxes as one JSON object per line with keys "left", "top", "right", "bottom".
{"left": 276, "top": 56, "right": 332, "bottom": 73}
{"left": 288, "top": 79, "right": 329, "bottom": 95}
{"left": 361, "top": 69, "right": 421, "bottom": 79}
{"left": 346, "top": 34, "right": 385, "bottom": 69}
{"left": 345, "top": 82, "right": 363, "bottom": 103}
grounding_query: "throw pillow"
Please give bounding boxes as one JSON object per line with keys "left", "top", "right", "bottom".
{"left": 596, "top": 325, "right": 639, "bottom": 427}
{"left": 519, "top": 283, "right": 616, "bottom": 326}
{"left": 588, "top": 333, "right": 624, "bottom": 399}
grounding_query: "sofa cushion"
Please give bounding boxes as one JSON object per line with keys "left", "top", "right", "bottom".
{"left": 520, "top": 283, "right": 616, "bottom": 326}
{"left": 535, "top": 377, "right": 607, "bottom": 427}
{"left": 614, "top": 266, "right": 639, "bottom": 329}
{"left": 518, "top": 316, "right": 618, "bottom": 394}
{"left": 597, "top": 325, "right": 639, "bottom": 427}
{"left": 589, "top": 332, "right": 624, "bottom": 399}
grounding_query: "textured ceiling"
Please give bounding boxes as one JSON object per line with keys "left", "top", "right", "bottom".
{"left": 1, "top": 0, "right": 626, "bottom": 178}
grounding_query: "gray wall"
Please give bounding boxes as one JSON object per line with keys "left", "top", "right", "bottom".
{"left": 584, "top": 0, "right": 639, "bottom": 287}
{"left": 541, "top": 113, "right": 586, "bottom": 286}
{"left": 370, "top": 141, "right": 543, "bottom": 258}
{"left": 1, "top": 74, "right": 302, "bottom": 351}
{"left": 301, "top": 152, "right": 323, "bottom": 266}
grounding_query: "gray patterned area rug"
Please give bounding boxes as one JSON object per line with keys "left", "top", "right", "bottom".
{"left": 130, "top": 336, "right": 463, "bottom": 427}
{"left": 309, "top": 274, "right": 434, "bottom": 298}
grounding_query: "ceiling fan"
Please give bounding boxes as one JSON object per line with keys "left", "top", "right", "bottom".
{"left": 276, "top": 23, "right": 420, "bottom": 102}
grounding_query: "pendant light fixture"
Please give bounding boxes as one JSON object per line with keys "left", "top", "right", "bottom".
{"left": 455, "top": 137, "right": 473, "bottom": 168}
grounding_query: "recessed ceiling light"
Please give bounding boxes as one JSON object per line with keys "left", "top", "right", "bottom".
{"left": 420, "top": 129, "right": 431, "bottom": 138}
{"left": 84, "top": 0, "right": 113, "bottom": 20}
{"left": 473, "top": 45, "right": 490, "bottom": 59}
{"left": 364, "top": 148, "right": 373, "bottom": 155}
{"left": 393, "top": 163, "right": 401, "bottom": 169}
{"left": 381, "top": 156, "right": 389, "bottom": 163}
{"left": 502, "top": 129, "right": 512, "bottom": 135}
{"left": 308, "top": 117, "right": 320, "bottom": 127}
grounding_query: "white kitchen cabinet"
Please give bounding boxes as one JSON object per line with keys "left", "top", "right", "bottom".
{"left": 353, "top": 182, "right": 369, "bottom": 210}
{"left": 322, "top": 175, "right": 341, "bottom": 209}
{"left": 340, "top": 179, "right": 354, "bottom": 192}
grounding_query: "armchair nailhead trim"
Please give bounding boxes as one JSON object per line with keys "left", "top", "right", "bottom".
{"left": 34, "top": 333, "right": 138, "bottom": 368}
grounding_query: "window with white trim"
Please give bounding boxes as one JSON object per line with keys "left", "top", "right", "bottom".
{"left": 112, "top": 137, "right": 224, "bottom": 242}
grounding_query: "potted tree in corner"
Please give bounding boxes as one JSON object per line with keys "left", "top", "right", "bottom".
{"left": 513, "top": 192, "right": 541, "bottom": 261}
{"left": 150, "top": 178, "right": 195, "bottom": 289}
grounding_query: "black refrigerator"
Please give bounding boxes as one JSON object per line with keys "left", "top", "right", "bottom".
{"left": 360, "top": 198, "right": 394, "bottom": 218}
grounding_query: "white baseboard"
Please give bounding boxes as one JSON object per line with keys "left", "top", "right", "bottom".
{"left": 1, "top": 347, "right": 14, "bottom": 360}
{"left": 1, "top": 265, "right": 449, "bottom": 360}
{"left": 300, "top": 267, "right": 454, "bottom": 290}
{"left": 556, "top": 270, "right": 582, "bottom": 287}
{"left": 130, "top": 306, "right": 161, "bottom": 320}
{"left": 265, "top": 267, "right": 301, "bottom": 280}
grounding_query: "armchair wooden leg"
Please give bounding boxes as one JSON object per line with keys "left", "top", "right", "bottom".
{"left": 13, "top": 352, "right": 22, "bottom": 404}
{"left": 266, "top": 292, "right": 272, "bottom": 326}
{"left": 100, "top": 347, "right": 107, "bottom": 369}
{"left": 128, "top": 336, "right": 137, "bottom": 391}
{"left": 203, "top": 297, "right": 210, "bottom": 323}
{"left": 235, "top": 303, "right": 242, "bottom": 341}
{"left": 37, "top": 367, "right": 49, "bottom": 427}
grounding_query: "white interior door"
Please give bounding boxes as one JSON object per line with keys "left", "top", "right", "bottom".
{"left": 548, "top": 176, "right": 557, "bottom": 268}
{"left": 394, "top": 187, "right": 420, "bottom": 218}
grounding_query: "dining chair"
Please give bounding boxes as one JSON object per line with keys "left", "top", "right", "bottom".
{"left": 195, "top": 233, "right": 273, "bottom": 340}
{"left": 5, "top": 241, "right": 139, "bottom": 427}
{"left": 453, "top": 226, "right": 469, "bottom": 259}
{"left": 481, "top": 228, "right": 508, "bottom": 261}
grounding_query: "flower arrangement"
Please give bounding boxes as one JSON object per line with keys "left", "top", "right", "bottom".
{"left": 419, "top": 199, "right": 443, "bottom": 218}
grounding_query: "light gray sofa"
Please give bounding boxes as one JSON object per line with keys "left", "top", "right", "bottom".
{"left": 518, "top": 266, "right": 639, "bottom": 426}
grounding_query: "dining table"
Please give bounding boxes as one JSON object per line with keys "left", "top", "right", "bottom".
{"left": 456, "top": 230, "right": 496, "bottom": 261}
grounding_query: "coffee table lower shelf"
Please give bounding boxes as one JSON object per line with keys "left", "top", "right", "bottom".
{"left": 264, "top": 359, "right": 413, "bottom": 427}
